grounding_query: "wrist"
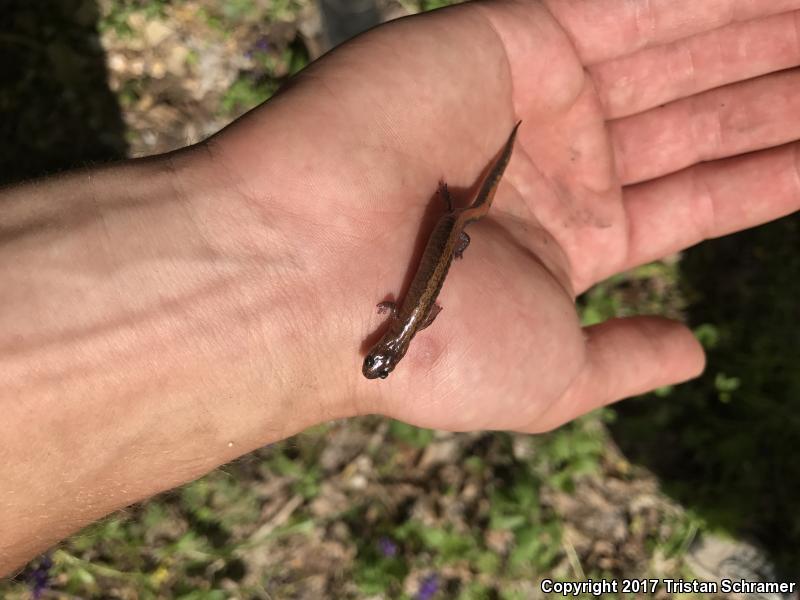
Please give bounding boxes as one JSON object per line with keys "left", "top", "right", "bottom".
{"left": 151, "top": 143, "right": 358, "bottom": 439}
{"left": 171, "top": 142, "right": 359, "bottom": 432}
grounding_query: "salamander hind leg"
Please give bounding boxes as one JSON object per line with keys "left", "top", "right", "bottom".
{"left": 454, "top": 231, "right": 470, "bottom": 260}
{"left": 420, "top": 303, "right": 442, "bottom": 330}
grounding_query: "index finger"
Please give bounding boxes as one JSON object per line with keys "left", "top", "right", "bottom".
{"left": 544, "top": 0, "right": 800, "bottom": 65}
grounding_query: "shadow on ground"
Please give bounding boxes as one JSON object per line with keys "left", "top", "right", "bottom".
{"left": 0, "top": 0, "right": 125, "bottom": 186}
{"left": 610, "top": 214, "right": 800, "bottom": 573}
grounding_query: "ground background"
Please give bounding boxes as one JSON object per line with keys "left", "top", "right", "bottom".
{"left": 2, "top": 1, "right": 799, "bottom": 598}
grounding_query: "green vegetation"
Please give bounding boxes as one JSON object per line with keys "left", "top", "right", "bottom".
{"left": 611, "top": 218, "right": 800, "bottom": 572}
{"left": 219, "top": 76, "right": 277, "bottom": 116}
{"left": 99, "top": 0, "right": 170, "bottom": 36}
{"left": 419, "top": 0, "right": 460, "bottom": 10}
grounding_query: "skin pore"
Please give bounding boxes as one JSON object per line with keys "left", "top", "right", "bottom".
{"left": 3, "top": 0, "right": 800, "bottom": 575}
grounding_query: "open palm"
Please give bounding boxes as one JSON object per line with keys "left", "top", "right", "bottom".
{"left": 211, "top": 0, "right": 800, "bottom": 432}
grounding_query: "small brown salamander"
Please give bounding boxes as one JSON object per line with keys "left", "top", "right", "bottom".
{"left": 362, "top": 121, "right": 521, "bottom": 379}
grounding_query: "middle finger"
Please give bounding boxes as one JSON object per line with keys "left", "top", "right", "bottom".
{"left": 609, "top": 67, "right": 800, "bottom": 185}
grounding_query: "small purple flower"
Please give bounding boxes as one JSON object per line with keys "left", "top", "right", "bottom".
{"left": 246, "top": 37, "right": 271, "bottom": 60}
{"left": 378, "top": 536, "right": 398, "bottom": 557}
{"left": 29, "top": 554, "right": 52, "bottom": 599}
{"left": 416, "top": 573, "right": 439, "bottom": 600}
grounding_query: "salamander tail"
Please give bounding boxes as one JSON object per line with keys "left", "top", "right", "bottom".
{"left": 468, "top": 120, "right": 521, "bottom": 211}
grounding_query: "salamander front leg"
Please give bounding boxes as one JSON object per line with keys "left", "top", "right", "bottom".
{"left": 438, "top": 181, "right": 454, "bottom": 213}
{"left": 454, "top": 231, "right": 470, "bottom": 260}
{"left": 420, "top": 303, "right": 442, "bottom": 330}
{"left": 376, "top": 301, "right": 398, "bottom": 319}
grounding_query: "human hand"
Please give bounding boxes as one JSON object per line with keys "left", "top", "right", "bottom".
{"left": 207, "top": 0, "right": 800, "bottom": 432}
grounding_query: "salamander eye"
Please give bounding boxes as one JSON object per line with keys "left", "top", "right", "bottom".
{"left": 379, "top": 370, "right": 389, "bottom": 379}
{"left": 365, "top": 356, "right": 374, "bottom": 368}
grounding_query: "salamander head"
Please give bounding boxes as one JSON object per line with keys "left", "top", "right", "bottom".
{"left": 362, "top": 349, "right": 397, "bottom": 380}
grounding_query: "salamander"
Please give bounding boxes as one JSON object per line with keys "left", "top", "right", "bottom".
{"left": 362, "top": 121, "right": 521, "bottom": 379}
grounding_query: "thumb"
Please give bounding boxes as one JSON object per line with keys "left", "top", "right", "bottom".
{"left": 538, "top": 316, "right": 706, "bottom": 431}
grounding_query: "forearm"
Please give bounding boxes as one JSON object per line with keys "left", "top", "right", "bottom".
{"left": 0, "top": 147, "right": 341, "bottom": 574}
